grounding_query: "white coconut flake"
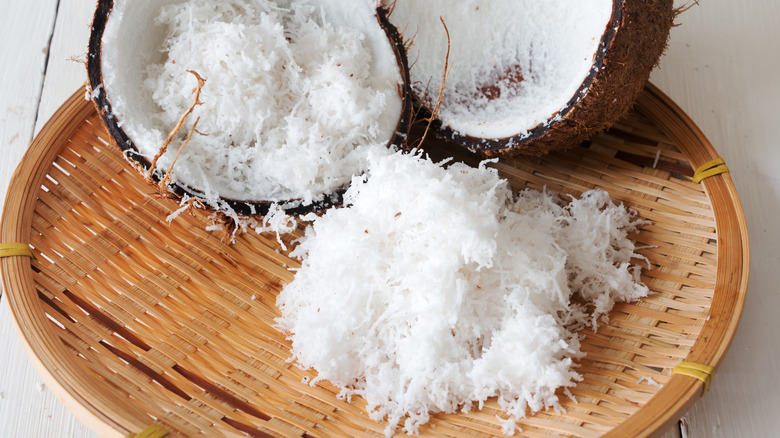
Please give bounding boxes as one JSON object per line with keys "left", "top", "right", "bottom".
{"left": 102, "top": 0, "right": 403, "bottom": 209}
{"left": 385, "top": 0, "right": 613, "bottom": 139}
{"left": 637, "top": 376, "right": 663, "bottom": 388}
{"left": 498, "top": 415, "right": 522, "bottom": 436}
{"left": 276, "top": 151, "right": 649, "bottom": 435}
{"left": 653, "top": 149, "right": 662, "bottom": 168}
{"left": 91, "top": 83, "right": 103, "bottom": 100}
{"left": 166, "top": 195, "right": 195, "bottom": 223}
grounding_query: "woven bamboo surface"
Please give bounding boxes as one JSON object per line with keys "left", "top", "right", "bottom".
{"left": 1, "top": 84, "right": 748, "bottom": 438}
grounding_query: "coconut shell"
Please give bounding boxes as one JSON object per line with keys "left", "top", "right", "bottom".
{"left": 87, "top": 0, "right": 412, "bottom": 217}
{"left": 423, "top": 0, "right": 675, "bottom": 158}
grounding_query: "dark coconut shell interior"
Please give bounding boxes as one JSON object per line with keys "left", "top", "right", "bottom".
{"left": 416, "top": 0, "right": 674, "bottom": 158}
{"left": 87, "top": 0, "right": 412, "bottom": 217}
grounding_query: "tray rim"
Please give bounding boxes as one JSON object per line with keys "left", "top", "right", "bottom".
{"left": 0, "top": 83, "right": 749, "bottom": 438}
{"left": 1, "top": 89, "right": 127, "bottom": 437}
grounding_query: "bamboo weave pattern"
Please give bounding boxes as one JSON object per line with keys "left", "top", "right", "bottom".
{"left": 0, "top": 86, "right": 748, "bottom": 438}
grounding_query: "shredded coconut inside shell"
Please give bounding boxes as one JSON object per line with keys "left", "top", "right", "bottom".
{"left": 101, "top": 0, "right": 403, "bottom": 207}
{"left": 276, "top": 151, "right": 649, "bottom": 436}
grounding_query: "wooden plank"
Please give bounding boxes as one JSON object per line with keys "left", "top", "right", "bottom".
{"left": 0, "top": 0, "right": 57, "bottom": 203}
{"left": 1, "top": 1, "right": 100, "bottom": 437}
{"left": 35, "top": 0, "right": 97, "bottom": 134}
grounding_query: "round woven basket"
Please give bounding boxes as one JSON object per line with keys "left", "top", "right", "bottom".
{"left": 1, "top": 84, "right": 748, "bottom": 438}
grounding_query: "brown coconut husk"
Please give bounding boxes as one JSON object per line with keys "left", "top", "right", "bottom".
{"left": 87, "top": 1, "right": 412, "bottom": 217}
{"left": 419, "top": 0, "right": 675, "bottom": 157}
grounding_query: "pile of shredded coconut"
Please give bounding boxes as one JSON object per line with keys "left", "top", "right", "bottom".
{"left": 276, "top": 151, "right": 649, "bottom": 436}
{"left": 102, "top": 0, "right": 403, "bottom": 208}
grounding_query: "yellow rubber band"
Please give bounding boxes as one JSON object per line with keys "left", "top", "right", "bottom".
{"left": 125, "top": 424, "right": 169, "bottom": 438}
{"left": 687, "top": 157, "right": 729, "bottom": 183}
{"left": 672, "top": 361, "right": 715, "bottom": 396}
{"left": 0, "top": 243, "right": 37, "bottom": 260}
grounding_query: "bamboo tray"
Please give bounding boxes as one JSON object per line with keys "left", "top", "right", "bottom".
{"left": 1, "top": 84, "right": 748, "bottom": 438}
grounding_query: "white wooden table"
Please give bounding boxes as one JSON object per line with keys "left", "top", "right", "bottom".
{"left": 1, "top": 1, "right": 778, "bottom": 437}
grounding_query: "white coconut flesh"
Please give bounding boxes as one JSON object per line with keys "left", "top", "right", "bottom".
{"left": 386, "top": 0, "right": 614, "bottom": 140}
{"left": 100, "top": 0, "right": 404, "bottom": 206}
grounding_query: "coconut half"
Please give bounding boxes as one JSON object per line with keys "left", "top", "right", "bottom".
{"left": 385, "top": 0, "right": 673, "bottom": 156}
{"left": 88, "top": 0, "right": 411, "bottom": 216}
